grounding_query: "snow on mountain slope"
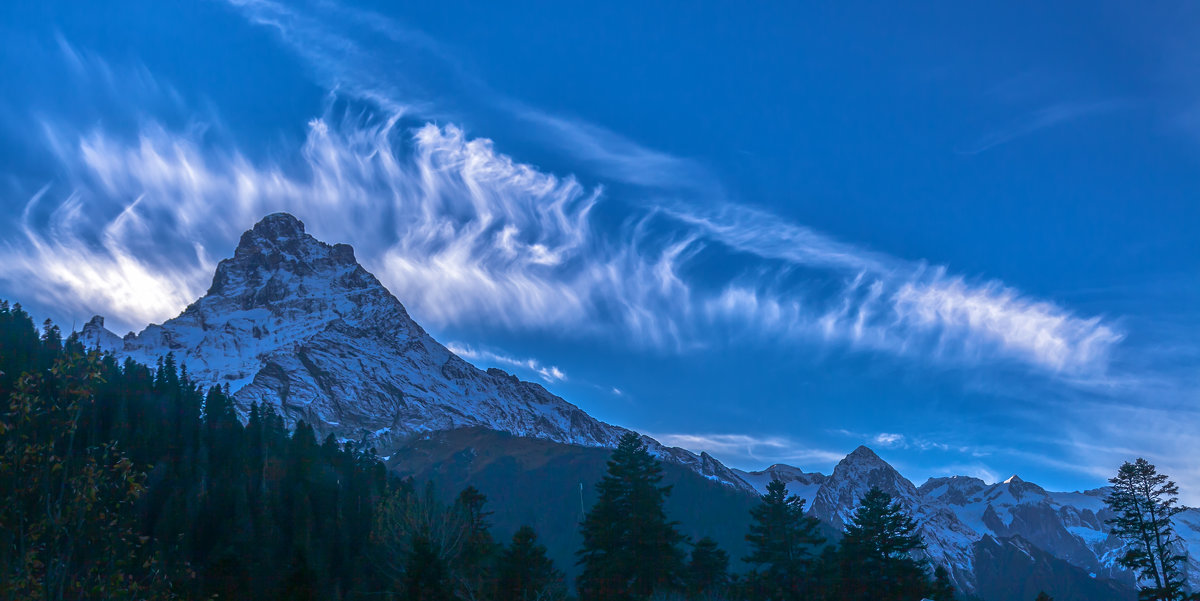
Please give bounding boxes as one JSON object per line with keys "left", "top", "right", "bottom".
{"left": 766, "top": 448, "right": 1194, "bottom": 593}
{"left": 733, "top": 464, "right": 826, "bottom": 506}
{"left": 79, "top": 212, "right": 754, "bottom": 492}
{"left": 1176, "top": 508, "right": 1200, "bottom": 590}
{"left": 917, "top": 474, "right": 1130, "bottom": 584}
{"left": 806, "top": 446, "right": 980, "bottom": 588}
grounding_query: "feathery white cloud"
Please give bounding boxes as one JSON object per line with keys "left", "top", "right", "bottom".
{"left": 0, "top": 19, "right": 1125, "bottom": 382}
{"left": 650, "top": 433, "right": 846, "bottom": 468}
{"left": 4, "top": 93, "right": 1122, "bottom": 376}
{"left": 213, "top": 0, "right": 1125, "bottom": 374}
{"left": 444, "top": 343, "right": 567, "bottom": 383}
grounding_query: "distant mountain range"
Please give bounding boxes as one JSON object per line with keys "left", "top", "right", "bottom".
{"left": 80, "top": 213, "right": 1197, "bottom": 600}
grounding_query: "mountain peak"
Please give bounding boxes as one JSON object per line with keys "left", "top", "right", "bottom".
{"left": 1004, "top": 474, "right": 1024, "bottom": 484}
{"left": 827, "top": 445, "right": 904, "bottom": 485}
{"left": 251, "top": 212, "right": 305, "bottom": 240}
{"left": 228, "top": 212, "right": 321, "bottom": 263}
{"left": 808, "top": 443, "right": 919, "bottom": 527}
{"left": 846, "top": 445, "right": 885, "bottom": 465}
{"left": 206, "top": 212, "right": 368, "bottom": 303}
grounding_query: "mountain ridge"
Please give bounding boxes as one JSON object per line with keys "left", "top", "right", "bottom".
{"left": 80, "top": 212, "right": 755, "bottom": 492}
{"left": 78, "top": 212, "right": 1196, "bottom": 597}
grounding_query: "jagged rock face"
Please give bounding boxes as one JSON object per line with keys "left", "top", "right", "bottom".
{"left": 740, "top": 450, "right": 1196, "bottom": 596}
{"left": 79, "top": 213, "right": 754, "bottom": 492}
{"left": 971, "top": 535, "right": 1135, "bottom": 601}
{"left": 805, "top": 446, "right": 979, "bottom": 590}
{"left": 929, "top": 476, "right": 1132, "bottom": 585}
{"left": 809, "top": 446, "right": 922, "bottom": 525}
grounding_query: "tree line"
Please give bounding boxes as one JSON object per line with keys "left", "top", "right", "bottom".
{"left": 0, "top": 303, "right": 560, "bottom": 601}
{"left": 0, "top": 301, "right": 1196, "bottom": 600}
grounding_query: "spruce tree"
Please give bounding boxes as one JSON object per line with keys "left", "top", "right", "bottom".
{"left": 577, "top": 432, "right": 685, "bottom": 601}
{"left": 1105, "top": 458, "right": 1198, "bottom": 601}
{"left": 839, "top": 487, "right": 931, "bottom": 601}
{"left": 743, "top": 478, "right": 825, "bottom": 600}
{"left": 456, "top": 486, "right": 498, "bottom": 600}
{"left": 497, "top": 525, "right": 564, "bottom": 601}
{"left": 687, "top": 536, "right": 729, "bottom": 599}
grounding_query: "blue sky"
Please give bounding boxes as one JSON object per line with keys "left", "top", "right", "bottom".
{"left": 2, "top": 0, "right": 1200, "bottom": 499}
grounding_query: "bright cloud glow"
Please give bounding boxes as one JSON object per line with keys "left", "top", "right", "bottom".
{"left": 2, "top": 97, "right": 1123, "bottom": 377}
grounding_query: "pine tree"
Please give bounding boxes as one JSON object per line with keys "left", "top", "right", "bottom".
{"left": 811, "top": 544, "right": 841, "bottom": 601}
{"left": 1105, "top": 458, "right": 1198, "bottom": 601}
{"left": 838, "top": 487, "right": 931, "bottom": 601}
{"left": 686, "top": 537, "right": 729, "bottom": 597}
{"left": 930, "top": 565, "right": 955, "bottom": 601}
{"left": 497, "top": 526, "right": 564, "bottom": 601}
{"left": 743, "top": 478, "right": 825, "bottom": 600}
{"left": 577, "top": 432, "right": 686, "bottom": 601}
{"left": 455, "top": 486, "right": 498, "bottom": 600}
{"left": 687, "top": 536, "right": 729, "bottom": 599}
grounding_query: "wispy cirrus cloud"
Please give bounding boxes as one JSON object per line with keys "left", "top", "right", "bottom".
{"left": 830, "top": 428, "right": 989, "bottom": 456}
{"left": 650, "top": 433, "right": 846, "bottom": 469}
{"left": 957, "top": 99, "right": 1125, "bottom": 155}
{"left": 445, "top": 342, "right": 567, "bottom": 383}
{"left": 0, "top": 22, "right": 1124, "bottom": 382}
{"left": 216, "top": 0, "right": 1124, "bottom": 375}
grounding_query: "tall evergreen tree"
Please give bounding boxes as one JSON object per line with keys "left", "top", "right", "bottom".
{"left": 838, "top": 487, "right": 931, "bottom": 601}
{"left": 497, "top": 526, "right": 564, "bottom": 601}
{"left": 687, "top": 536, "right": 729, "bottom": 599}
{"left": 1105, "top": 458, "right": 1198, "bottom": 601}
{"left": 455, "top": 486, "right": 498, "bottom": 600}
{"left": 577, "top": 432, "right": 685, "bottom": 601}
{"left": 743, "top": 478, "right": 825, "bottom": 600}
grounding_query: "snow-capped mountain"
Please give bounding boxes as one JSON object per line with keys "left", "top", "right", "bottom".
{"left": 738, "top": 446, "right": 1199, "bottom": 595}
{"left": 805, "top": 446, "right": 980, "bottom": 588}
{"left": 80, "top": 212, "right": 753, "bottom": 491}
{"left": 732, "top": 463, "right": 827, "bottom": 509}
{"left": 77, "top": 212, "right": 1195, "bottom": 597}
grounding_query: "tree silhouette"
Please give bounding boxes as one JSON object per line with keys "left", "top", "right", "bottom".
{"left": 743, "top": 478, "right": 825, "bottom": 600}
{"left": 1105, "top": 458, "right": 1198, "bottom": 601}
{"left": 577, "top": 432, "right": 685, "bottom": 601}
{"left": 837, "top": 487, "right": 931, "bottom": 601}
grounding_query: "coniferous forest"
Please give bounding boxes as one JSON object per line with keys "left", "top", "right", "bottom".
{"left": 0, "top": 300, "right": 1194, "bottom": 601}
